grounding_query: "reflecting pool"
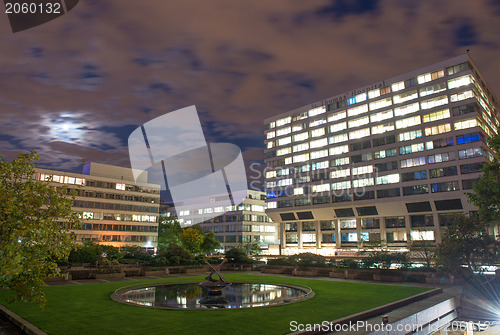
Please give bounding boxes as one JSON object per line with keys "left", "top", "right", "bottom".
{"left": 113, "top": 282, "right": 312, "bottom": 309}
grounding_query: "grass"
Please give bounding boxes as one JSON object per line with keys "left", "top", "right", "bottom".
{"left": 0, "top": 274, "right": 430, "bottom": 335}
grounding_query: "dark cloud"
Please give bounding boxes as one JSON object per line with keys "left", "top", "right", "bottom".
{"left": 0, "top": 0, "right": 499, "bottom": 188}
{"left": 454, "top": 22, "right": 479, "bottom": 47}
{"left": 316, "top": 0, "right": 380, "bottom": 20}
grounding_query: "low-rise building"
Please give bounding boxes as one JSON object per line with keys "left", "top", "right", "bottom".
{"left": 35, "top": 162, "right": 161, "bottom": 251}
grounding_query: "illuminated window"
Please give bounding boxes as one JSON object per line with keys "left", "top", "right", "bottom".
{"left": 266, "top": 131, "right": 275, "bottom": 139}
{"left": 330, "top": 122, "right": 347, "bottom": 133}
{"left": 278, "top": 168, "right": 292, "bottom": 176}
{"left": 393, "top": 90, "right": 418, "bottom": 104}
{"left": 293, "top": 112, "right": 308, "bottom": 121}
{"left": 312, "top": 161, "right": 329, "bottom": 170}
{"left": 458, "top": 147, "right": 486, "bottom": 159}
{"left": 370, "top": 109, "right": 393, "bottom": 123}
{"left": 420, "top": 95, "right": 448, "bottom": 110}
{"left": 292, "top": 143, "right": 309, "bottom": 152}
{"left": 267, "top": 201, "right": 277, "bottom": 209}
{"left": 454, "top": 118, "right": 478, "bottom": 130}
{"left": 332, "top": 180, "right": 351, "bottom": 190}
{"left": 353, "top": 178, "right": 374, "bottom": 188}
{"left": 312, "top": 183, "right": 331, "bottom": 192}
{"left": 277, "top": 136, "right": 291, "bottom": 146}
{"left": 276, "top": 116, "right": 291, "bottom": 127}
{"left": 276, "top": 127, "right": 291, "bottom": 136}
{"left": 268, "top": 122, "right": 276, "bottom": 129}
{"left": 422, "top": 109, "right": 450, "bottom": 123}
{"left": 347, "top": 92, "right": 367, "bottom": 105}
{"left": 417, "top": 69, "right": 444, "bottom": 84}
{"left": 116, "top": 183, "right": 125, "bottom": 190}
{"left": 374, "top": 148, "right": 397, "bottom": 159}
{"left": 308, "top": 106, "right": 326, "bottom": 117}
{"left": 399, "top": 143, "right": 424, "bottom": 155}
{"left": 348, "top": 116, "right": 369, "bottom": 128}
{"left": 347, "top": 104, "right": 368, "bottom": 117}
{"left": 400, "top": 156, "right": 426, "bottom": 168}
{"left": 396, "top": 116, "right": 421, "bottom": 129}
{"left": 328, "top": 110, "right": 347, "bottom": 122}
{"left": 427, "top": 152, "right": 455, "bottom": 164}
{"left": 391, "top": 81, "right": 404, "bottom": 92}
{"left": 331, "top": 157, "right": 349, "bottom": 166}
{"left": 331, "top": 168, "right": 350, "bottom": 179}
{"left": 310, "top": 118, "right": 327, "bottom": 127}
{"left": 294, "top": 187, "right": 304, "bottom": 195}
{"left": 292, "top": 123, "right": 304, "bottom": 132}
{"left": 450, "top": 90, "right": 473, "bottom": 103}
{"left": 411, "top": 230, "right": 435, "bottom": 241}
{"left": 369, "top": 97, "right": 392, "bottom": 111}
{"left": 293, "top": 131, "right": 309, "bottom": 142}
{"left": 426, "top": 137, "right": 454, "bottom": 150}
{"left": 394, "top": 102, "right": 419, "bottom": 117}
{"left": 352, "top": 165, "right": 373, "bottom": 175}
{"left": 310, "top": 149, "right": 328, "bottom": 159}
{"left": 349, "top": 127, "right": 370, "bottom": 140}
{"left": 285, "top": 157, "right": 292, "bottom": 164}
{"left": 371, "top": 122, "right": 394, "bottom": 135}
{"left": 420, "top": 82, "right": 447, "bottom": 97}
{"left": 310, "top": 138, "right": 328, "bottom": 149}
{"left": 424, "top": 123, "right": 451, "bottom": 136}
{"left": 329, "top": 133, "right": 348, "bottom": 144}
{"left": 398, "top": 129, "right": 422, "bottom": 141}
{"left": 265, "top": 170, "right": 277, "bottom": 178}
{"left": 311, "top": 127, "right": 326, "bottom": 138}
{"left": 293, "top": 153, "right": 309, "bottom": 163}
{"left": 431, "top": 181, "right": 459, "bottom": 193}
{"left": 276, "top": 147, "right": 291, "bottom": 156}
{"left": 329, "top": 145, "right": 349, "bottom": 156}
{"left": 368, "top": 86, "right": 391, "bottom": 99}
{"left": 277, "top": 178, "right": 292, "bottom": 186}
{"left": 267, "top": 141, "right": 274, "bottom": 149}
{"left": 448, "top": 74, "right": 472, "bottom": 89}
{"left": 375, "top": 173, "right": 400, "bottom": 185}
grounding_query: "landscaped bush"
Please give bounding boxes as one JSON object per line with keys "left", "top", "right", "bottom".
{"left": 289, "top": 253, "right": 329, "bottom": 268}
{"left": 333, "top": 259, "right": 360, "bottom": 269}
{"left": 267, "top": 258, "right": 295, "bottom": 266}
{"left": 225, "top": 248, "right": 253, "bottom": 264}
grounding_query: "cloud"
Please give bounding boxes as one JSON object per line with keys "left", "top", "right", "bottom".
{"left": 0, "top": 0, "right": 499, "bottom": 187}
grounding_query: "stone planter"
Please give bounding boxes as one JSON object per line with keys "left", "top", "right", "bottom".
{"left": 373, "top": 273, "right": 404, "bottom": 282}
{"left": 144, "top": 270, "right": 166, "bottom": 276}
{"left": 96, "top": 272, "right": 125, "bottom": 279}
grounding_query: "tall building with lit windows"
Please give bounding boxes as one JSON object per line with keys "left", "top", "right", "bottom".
{"left": 35, "top": 162, "right": 161, "bottom": 251}
{"left": 264, "top": 54, "right": 499, "bottom": 257}
{"left": 164, "top": 190, "right": 280, "bottom": 255}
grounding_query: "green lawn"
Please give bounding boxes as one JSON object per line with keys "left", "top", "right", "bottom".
{"left": 0, "top": 274, "right": 430, "bottom": 335}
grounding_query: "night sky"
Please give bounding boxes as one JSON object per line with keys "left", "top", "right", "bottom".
{"left": 1, "top": 0, "right": 500, "bottom": 190}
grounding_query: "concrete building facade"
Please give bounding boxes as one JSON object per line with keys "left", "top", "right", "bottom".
{"left": 167, "top": 190, "right": 280, "bottom": 255}
{"left": 35, "top": 162, "right": 161, "bottom": 251}
{"left": 263, "top": 54, "right": 499, "bottom": 256}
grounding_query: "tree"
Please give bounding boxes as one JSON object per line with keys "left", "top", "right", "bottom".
{"left": 157, "top": 216, "right": 183, "bottom": 250}
{"left": 240, "top": 240, "right": 262, "bottom": 255}
{"left": 200, "top": 232, "right": 220, "bottom": 254}
{"left": 409, "top": 239, "right": 437, "bottom": 269}
{"left": 0, "top": 151, "right": 82, "bottom": 306}
{"left": 225, "top": 248, "right": 251, "bottom": 263}
{"left": 436, "top": 214, "right": 498, "bottom": 274}
{"left": 468, "top": 130, "right": 500, "bottom": 224}
{"left": 179, "top": 227, "right": 204, "bottom": 254}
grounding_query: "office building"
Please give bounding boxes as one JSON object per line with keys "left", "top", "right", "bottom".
{"left": 35, "top": 162, "right": 161, "bottom": 251}
{"left": 167, "top": 190, "right": 280, "bottom": 255}
{"left": 263, "top": 54, "right": 499, "bottom": 257}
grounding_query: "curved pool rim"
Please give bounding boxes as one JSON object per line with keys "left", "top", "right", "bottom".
{"left": 111, "top": 281, "right": 315, "bottom": 310}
